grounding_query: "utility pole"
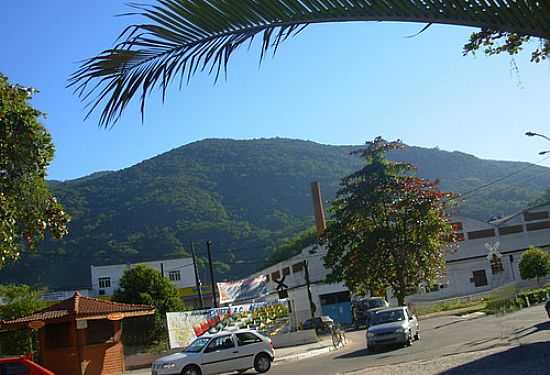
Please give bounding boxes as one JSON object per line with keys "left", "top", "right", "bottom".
{"left": 206, "top": 240, "right": 218, "bottom": 308}
{"left": 190, "top": 242, "right": 204, "bottom": 309}
{"left": 303, "top": 260, "right": 315, "bottom": 319}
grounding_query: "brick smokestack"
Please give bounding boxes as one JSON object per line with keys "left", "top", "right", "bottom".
{"left": 311, "top": 181, "right": 327, "bottom": 237}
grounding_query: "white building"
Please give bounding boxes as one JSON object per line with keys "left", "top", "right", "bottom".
{"left": 251, "top": 244, "right": 351, "bottom": 326}
{"left": 416, "top": 203, "right": 550, "bottom": 301}
{"left": 90, "top": 257, "right": 196, "bottom": 296}
{"left": 252, "top": 203, "right": 550, "bottom": 324}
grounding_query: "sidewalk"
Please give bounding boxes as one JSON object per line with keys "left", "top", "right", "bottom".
{"left": 124, "top": 337, "right": 337, "bottom": 374}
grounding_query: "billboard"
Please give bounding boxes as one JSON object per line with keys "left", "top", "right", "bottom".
{"left": 166, "top": 301, "right": 288, "bottom": 349}
{"left": 217, "top": 275, "right": 268, "bottom": 304}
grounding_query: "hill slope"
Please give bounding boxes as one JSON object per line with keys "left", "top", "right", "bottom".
{"left": 2, "top": 138, "right": 549, "bottom": 289}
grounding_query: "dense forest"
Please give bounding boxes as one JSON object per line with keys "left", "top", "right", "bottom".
{"left": 2, "top": 138, "right": 550, "bottom": 290}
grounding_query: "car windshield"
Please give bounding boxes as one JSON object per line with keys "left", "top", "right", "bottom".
{"left": 368, "top": 299, "right": 386, "bottom": 309}
{"left": 371, "top": 310, "right": 405, "bottom": 326}
{"left": 185, "top": 337, "right": 211, "bottom": 353}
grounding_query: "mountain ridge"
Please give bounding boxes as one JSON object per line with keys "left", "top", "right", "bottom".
{"left": 2, "top": 137, "right": 549, "bottom": 290}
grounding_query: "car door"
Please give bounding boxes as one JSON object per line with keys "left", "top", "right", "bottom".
{"left": 201, "top": 335, "right": 240, "bottom": 375}
{"left": 235, "top": 332, "right": 264, "bottom": 369}
{"left": 405, "top": 308, "right": 418, "bottom": 337}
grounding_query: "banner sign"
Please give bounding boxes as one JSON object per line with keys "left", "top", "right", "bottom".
{"left": 217, "top": 275, "right": 268, "bottom": 304}
{"left": 166, "top": 301, "right": 288, "bottom": 349}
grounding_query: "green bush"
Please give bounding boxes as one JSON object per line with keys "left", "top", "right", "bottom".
{"left": 484, "top": 286, "right": 550, "bottom": 315}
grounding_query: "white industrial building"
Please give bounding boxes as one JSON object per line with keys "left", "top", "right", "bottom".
{"left": 252, "top": 203, "right": 550, "bottom": 325}
{"left": 90, "top": 257, "right": 196, "bottom": 296}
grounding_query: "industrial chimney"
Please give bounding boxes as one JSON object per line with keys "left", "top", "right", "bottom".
{"left": 311, "top": 181, "right": 327, "bottom": 237}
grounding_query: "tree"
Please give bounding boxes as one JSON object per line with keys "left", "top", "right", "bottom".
{"left": 113, "top": 265, "right": 184, "bottom": 344}
{"left": 69, "top": 1, "right": 550, "bottom": 127}
{"left": 0, "top": 74, "right": 69, "bottom": 265}
{"left": 519, "top": 247, "right": 550, "bottom": 285}
{"left": 0, "top": 284, "right": 47, "bottom": 355}
{"left": 464, "top": 31, "right": 550, "bottom": 63}
{"left": 323, "top": 138, "right": 455, "bottom": 306}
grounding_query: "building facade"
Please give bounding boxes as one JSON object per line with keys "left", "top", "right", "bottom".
{"left": 90, "top": 258, "right": 196, "bottom": 296}
{"left": 252, "top": 204, "right": 550, "bottom": 324}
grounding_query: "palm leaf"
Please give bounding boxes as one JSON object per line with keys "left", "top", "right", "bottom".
{"left": 69, "top": 0, "right": 550, "bottom": 127}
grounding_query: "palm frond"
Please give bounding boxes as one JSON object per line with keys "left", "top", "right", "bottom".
{"left": 69, "top": 0, "right": 550, "bottom": 127}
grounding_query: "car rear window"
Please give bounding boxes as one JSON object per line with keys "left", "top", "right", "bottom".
{"left": 236, "top": 332, "right": 262, "bottom": 346}
{"left": 0, "top": 362, "right": 30, "bottom": 375}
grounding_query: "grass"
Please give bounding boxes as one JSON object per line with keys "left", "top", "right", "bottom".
{"left": 415, "top": 297, "right": 487, "bottom": 317}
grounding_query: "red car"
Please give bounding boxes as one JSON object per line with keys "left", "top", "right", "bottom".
{"left": 0, "top": 355, "right": 54, "bottom": 375}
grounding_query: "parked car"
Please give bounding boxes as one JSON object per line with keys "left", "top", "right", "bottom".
{"left": 0, "top": 355, "right": 55, "bottom": 375}
{"left": 366, "top": 306, "right": 419, "bottom": 353}
{"left": 546, "top": 298, "right": 550, "bottom": 319}
{"left": 302, "top": 316, "right": 334, "bottom": 335}
{"left": 352, "top": 297, "right": 389, "bottom": 328}
{"left": 152, "top": 329, "right": 274, "bottom": 375}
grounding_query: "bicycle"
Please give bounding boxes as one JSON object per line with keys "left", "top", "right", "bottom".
{"left": 331, "top": 324, "right": 346, "bottom": 349}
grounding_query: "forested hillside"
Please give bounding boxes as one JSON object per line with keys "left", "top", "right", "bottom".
{"left": 2, "top": 138, "right": 549, "bottom": 289}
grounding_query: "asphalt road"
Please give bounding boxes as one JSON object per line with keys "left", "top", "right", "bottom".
{"left": 267, "top": 305, "right": 550, "bottom": 375}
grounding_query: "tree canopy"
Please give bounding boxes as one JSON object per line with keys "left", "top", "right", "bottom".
{"left": 0, "top": 284, "right": 47, "bottom": 355}
{"left": 519, "top": 247, "right": 550, "bottom": 285}
{"left": 0, "top": 74, "right": 69, "bottom": 265}
{"left": 113, "top": 264, "right": 183, "bottom": 315}
{"left": 324, "top": 137, "right": 456, "bottom": 305}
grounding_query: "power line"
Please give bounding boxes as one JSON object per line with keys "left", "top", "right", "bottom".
{"left": 457, "top": 155, "right": 550, "bottom": 200}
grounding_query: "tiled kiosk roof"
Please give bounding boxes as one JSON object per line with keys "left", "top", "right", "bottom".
{"left": 1, "top": 292, "right": 154, "bottom": 330}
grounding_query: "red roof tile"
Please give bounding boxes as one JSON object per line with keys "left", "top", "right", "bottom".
{"left": 1, "top": 292, "right": 154, "bottom": 328}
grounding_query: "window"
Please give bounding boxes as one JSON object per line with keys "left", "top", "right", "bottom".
{"left": 292, "top": 262, "right": 304, "bottom": 273}
{"left": 498, "top": 225, "right": 523, "bottom": 235}
{"left": 87, "top": 320, "right": 114, "bottom": 345}
{"left": 98, "top": 277, "right": 111, "bottom": 289}
{"left": 526, "top": 221, "right": 550, "bottom": 231}
{"left": 471, "top": 270, "right": 488, "bottom": 287}
{"left": 236, "top": 332, "right": 262, "bottom": 346}
{"left": 0, "top": 363, "right": 30, "bottom": 375}
{"left": 46, "top": 322, "right": 71, "bottom": 348}
{"left": 271, "top": 270, "right": 281, "bottom": 281}
{"left": 282, "top": 267, "right": 290, "bottom": 276}
{"left": 204, "top": 335, "right": 235, "bottom": 353}
{"left": 523, "top": 211, "right": 549, "bottom": 222}
{"left": 168, "top": 270, "right": 181, "bottom": 281}
{"left": 467, "top": 229, "right": 495, "bottom": 240}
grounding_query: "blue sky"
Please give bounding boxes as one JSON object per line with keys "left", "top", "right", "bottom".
{"left": 2, "top": 1, "right": 550, "bottom": 181}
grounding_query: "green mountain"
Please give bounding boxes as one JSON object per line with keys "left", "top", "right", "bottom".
{"left": 2, "top": 138, "right": 549, "bottom": 290}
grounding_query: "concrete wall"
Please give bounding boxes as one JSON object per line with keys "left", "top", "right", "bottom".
{"left": 271, "top": 330, "right": 319, "bottom": 348}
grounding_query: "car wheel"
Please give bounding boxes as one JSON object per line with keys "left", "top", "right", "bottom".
{"left": 181, "top": 365, "right": 201, "bottom": 375}
{"left": 254, "top": 353, "right": 272, "bottom": 373}
{"left": 405, "top": 331, "right": 412, "bottom": 347}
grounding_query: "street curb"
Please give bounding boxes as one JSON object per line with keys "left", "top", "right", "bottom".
{"left": 275, "top": 340, "right": 350, "bottom": 364}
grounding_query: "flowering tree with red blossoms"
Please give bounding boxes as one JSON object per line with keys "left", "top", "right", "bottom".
{"left": 324, "top": 137, "right": 457, "bottom": 306}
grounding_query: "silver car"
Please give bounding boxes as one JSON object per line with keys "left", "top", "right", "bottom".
{"left": 366, "top": 306, "right": 419, "bottom": 352}
{"left": 152, "top": 330, "right": 274, "bottom": 375}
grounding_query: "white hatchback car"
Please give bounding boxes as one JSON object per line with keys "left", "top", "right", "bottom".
{"left": 152, "top": 330, "right": 275, "bottom": 375}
